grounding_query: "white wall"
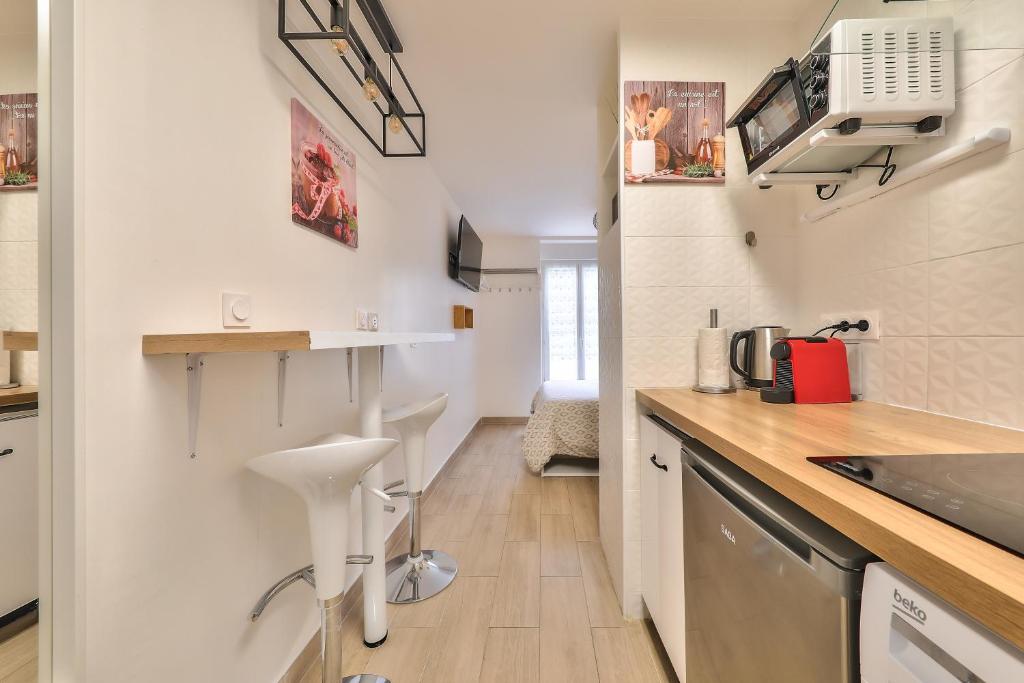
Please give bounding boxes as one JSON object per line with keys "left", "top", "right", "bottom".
{"left": 610, "top": 16, "right": 802, "bottom": 617}
{"left": 476, "top": 236, "right": 542, "bottom": 417}
{"left": 796, "top": 0, "right": 1024, "bottom": 429}
{"left": 74, "top": 1, "right": 477, "bottom": 680}
{"left": 0, "top": 0, "right": 36, "bottom": 93}
{"left": 0, "top": 0, "right": 38, "bottom": 386}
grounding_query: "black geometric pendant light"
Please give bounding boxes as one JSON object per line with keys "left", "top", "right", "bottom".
{"left": 278, "top": 0, "right": 426, "bottom": 157}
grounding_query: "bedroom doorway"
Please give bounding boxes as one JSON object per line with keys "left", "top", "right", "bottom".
{"left": 542, "top": 260, "right": 598, "bottom": 381}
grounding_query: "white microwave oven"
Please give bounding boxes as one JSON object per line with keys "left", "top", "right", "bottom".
{"left": 727, "top": 17, "right": 955, "bottom": 185}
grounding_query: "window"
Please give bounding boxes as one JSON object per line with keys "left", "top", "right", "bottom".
{"left": 543, "top": 261, "right": 598, "bottom": 381}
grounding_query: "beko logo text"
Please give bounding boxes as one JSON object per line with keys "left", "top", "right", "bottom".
{"left": 893, "top": 588, "right": 927, "bottom": 623}
{"left": 720, "top": 524, "right": 736, "bottom": 544}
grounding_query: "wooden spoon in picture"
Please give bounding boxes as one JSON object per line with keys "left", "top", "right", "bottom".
{"left": 655, "top": 107, "right": 673, "bottom": 137}
{"left": 635, "top": 94, "right": 651, "bottom": 136}
{"left": 646, "top": 107, "right": 669, "bottom": 139}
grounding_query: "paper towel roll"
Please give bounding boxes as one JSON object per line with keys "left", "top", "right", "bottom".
{"left": 698, "top": 327, "right": 730, "bottom": 388}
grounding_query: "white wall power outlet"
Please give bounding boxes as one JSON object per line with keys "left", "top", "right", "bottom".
{"left": 222, "top": 293, "right": 252, "bottom": 328}
{"left": 368, "top": 312, "right": 379, "bottom": 331}
{"left": 819, "top": 311, "right": 880, "bottom": 341}
{"left": 356, "top": 308, "right": 369, "bottom": 330}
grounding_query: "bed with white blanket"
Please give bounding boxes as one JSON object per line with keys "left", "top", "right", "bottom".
{"left": 523, "top": 379, "right": 599, "bottom": 473}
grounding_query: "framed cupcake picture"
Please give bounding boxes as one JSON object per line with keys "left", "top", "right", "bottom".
{"left": 623, "top": 81, "right": 726, "bottom": 185}
{"left": 290, "top": 98, "right": 359, "bottom": 248}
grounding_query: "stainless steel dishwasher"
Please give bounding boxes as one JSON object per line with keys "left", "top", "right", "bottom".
{"left": 681, "top": 437, "right": 873, "bottom": 683}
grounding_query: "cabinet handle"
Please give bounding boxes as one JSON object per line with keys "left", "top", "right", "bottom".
{"left": 0, "top": 448, "right": 12, "bottom": 458}
{"left": 649, "top": 454, "right": 668, "bottom": 472}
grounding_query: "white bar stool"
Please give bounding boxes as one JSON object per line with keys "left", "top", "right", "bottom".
{"left": 247, "top": 433, "right": 398, "bottom": 683}
{"left": 383, "top": 393, "right": 458, "bottom": 604}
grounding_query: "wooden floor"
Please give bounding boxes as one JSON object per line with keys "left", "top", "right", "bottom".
{"left": 0, "top": 624, "right": 37, "bottom": 683}
{"left": 299, "top": 423, "right": 676, "bottom": 683}
{"left": 0, "top": 425, "right": 675, "bottom": 683}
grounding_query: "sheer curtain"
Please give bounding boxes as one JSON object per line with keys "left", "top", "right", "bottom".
{"left": 543, "top": 261, "right": 598, "bottom": 381}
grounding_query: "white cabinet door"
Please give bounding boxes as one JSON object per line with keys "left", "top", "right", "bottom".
{"left": 639, "top": 416, "right": 661, "bottom": 624}
{"left": 0, "top": 412, "right": 38, "bottom": 617}
{"left": 657, "top": 428, "right": 686, "bottom": 679}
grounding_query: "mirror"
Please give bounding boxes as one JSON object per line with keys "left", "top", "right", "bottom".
{"left": 0, "top": 0, "right": 40, "bottom": 678}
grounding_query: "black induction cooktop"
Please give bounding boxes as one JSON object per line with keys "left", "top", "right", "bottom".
{"left": 808, "top": 453, "right": 1024, "bottom": 559}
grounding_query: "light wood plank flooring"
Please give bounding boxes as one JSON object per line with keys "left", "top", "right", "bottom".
{"left": 299, "top": 424, "right": 675, "bottom": 682}
{"left": 0, "top": 624, "right": 37, "bottom": 683}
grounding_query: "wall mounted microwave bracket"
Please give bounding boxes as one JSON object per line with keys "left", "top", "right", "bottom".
{"left": 810, "top": 124, "right": 945, "bottom": 149}
{"left": 278, "top": 0, "right": 427, "bottom": 158}
{"left": 753, "top": 170, "right": 858, "bottom": 188}
{"left": 803, "top": 126, "right": 1011, "bottom": 222}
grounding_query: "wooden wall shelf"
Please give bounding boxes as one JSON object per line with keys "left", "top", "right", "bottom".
{"left": 140, "top": 329, "right": 455, "bottom": 458}
{"left": 143, "top": 331, "right": 310, "bottom": 355}
{"left": 142, "top": 330, "right": 454, "bottom": 355}
{"left": 2, "top": 331, "right": 38, "bottom": 351}
{"left": 453, "top": 306, "right": 474, "bottom": 330}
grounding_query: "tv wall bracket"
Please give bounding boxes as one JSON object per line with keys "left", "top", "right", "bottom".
{"left": 278, "top": 0, "right": 427, "bottom": 157}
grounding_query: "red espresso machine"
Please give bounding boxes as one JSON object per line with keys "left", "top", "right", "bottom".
{"left": 761, "top": 337, "right": 852, "bottom": 404}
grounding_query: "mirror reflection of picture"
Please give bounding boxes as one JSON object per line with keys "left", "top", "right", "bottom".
{"left": 0, "top": 93, "right": 38, "bottom": 189}
{"left": 623, "top": 80, "right": 726, "bottom": 185}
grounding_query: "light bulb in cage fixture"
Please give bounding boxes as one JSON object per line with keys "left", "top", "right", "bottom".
{"left": 388, "top": 114, "right": 403, "bottom": 134}
{"left": 362, "top": 77, "right": 380, "bottom": 102}
{"left": 329, "top": 26, "right": 349, "bottom": 54}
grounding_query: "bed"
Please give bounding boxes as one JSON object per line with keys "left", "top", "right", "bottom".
{"left": 523, "top": 379, "right": 599, "bottom": 473}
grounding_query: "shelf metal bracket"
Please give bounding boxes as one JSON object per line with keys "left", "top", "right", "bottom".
{"left": 186, "top": 353, "right": 205, "bottom": 459}
{"left": 346, "top": 348, "right": 354, "bottom": 402}
{"left": 277, "top": 351, "right": 289, "bottom": 427}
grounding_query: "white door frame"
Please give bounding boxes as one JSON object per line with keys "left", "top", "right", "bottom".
{"left": 38, "top": 0, "right": 84, "bottom": 680}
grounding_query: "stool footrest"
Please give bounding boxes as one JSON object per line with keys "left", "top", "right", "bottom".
{"left": 346, "top": 554, "right": 374, "bottom": 565}
{"left": 250, "top": 564, "right": 315, "bottom": 621}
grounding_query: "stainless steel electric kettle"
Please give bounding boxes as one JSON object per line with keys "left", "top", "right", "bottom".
{"left": 730, "top": 325, "right": 789, "bottom": 389}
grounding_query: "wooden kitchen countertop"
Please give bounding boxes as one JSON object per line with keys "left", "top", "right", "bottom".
{"left": 636, "top": 388, "right": 1024, "bottom": 650}
{"left": 0, "top": 385, "right": 38, "bottom": 407}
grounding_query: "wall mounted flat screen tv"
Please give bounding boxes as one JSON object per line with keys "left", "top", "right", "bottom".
{"left": 451, "top": 216, "right": 483, "bottom": 292}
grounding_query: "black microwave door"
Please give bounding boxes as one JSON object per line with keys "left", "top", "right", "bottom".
{"left": 728, "top": 59, "right": 812, "bottom": 176}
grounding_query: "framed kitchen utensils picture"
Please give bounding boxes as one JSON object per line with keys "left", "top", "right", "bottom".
{"left": 290, "top": 98, "right": 359, "bottom": 248}
{"left": 0, "top": 93, "right": 38, "bottom": 190}
{"left": 624, "top": 81, "right": 726, "bottom": 185}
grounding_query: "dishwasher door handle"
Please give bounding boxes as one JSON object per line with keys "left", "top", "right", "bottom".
{"left": 649, "top": 454, "right": 668, "bottom": 471}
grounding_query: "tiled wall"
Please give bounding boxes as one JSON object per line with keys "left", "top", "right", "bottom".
{"left": 796, "top": 2, "right": 1024, "bottom": 431}
{"left": 614, "top": 17, "right": 802, "bottom": 617}
{"left": 0, "top": 191, "right": 38, "bottom": 384}
{"left": 607, "top": 0, "right": 1024, "bottom": 620}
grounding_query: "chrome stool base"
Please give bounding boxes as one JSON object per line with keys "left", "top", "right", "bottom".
{"left": 384, "top": 550, "right": 458, "bottom": 604}
{"left": 342, "top": 676, "right": 391, "bottom": 683}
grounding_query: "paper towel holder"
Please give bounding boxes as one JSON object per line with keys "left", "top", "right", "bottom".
{"left": 693, "top": 307, "right": 737, "bottom": 395}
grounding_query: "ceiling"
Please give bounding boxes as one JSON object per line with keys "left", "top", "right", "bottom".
{"left": 390, "top": 0, "right": 823, "bottom": 237}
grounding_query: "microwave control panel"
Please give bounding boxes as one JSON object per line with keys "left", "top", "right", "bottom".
{"left": 802, "top": 34, "right": 831, "bottom": 125}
